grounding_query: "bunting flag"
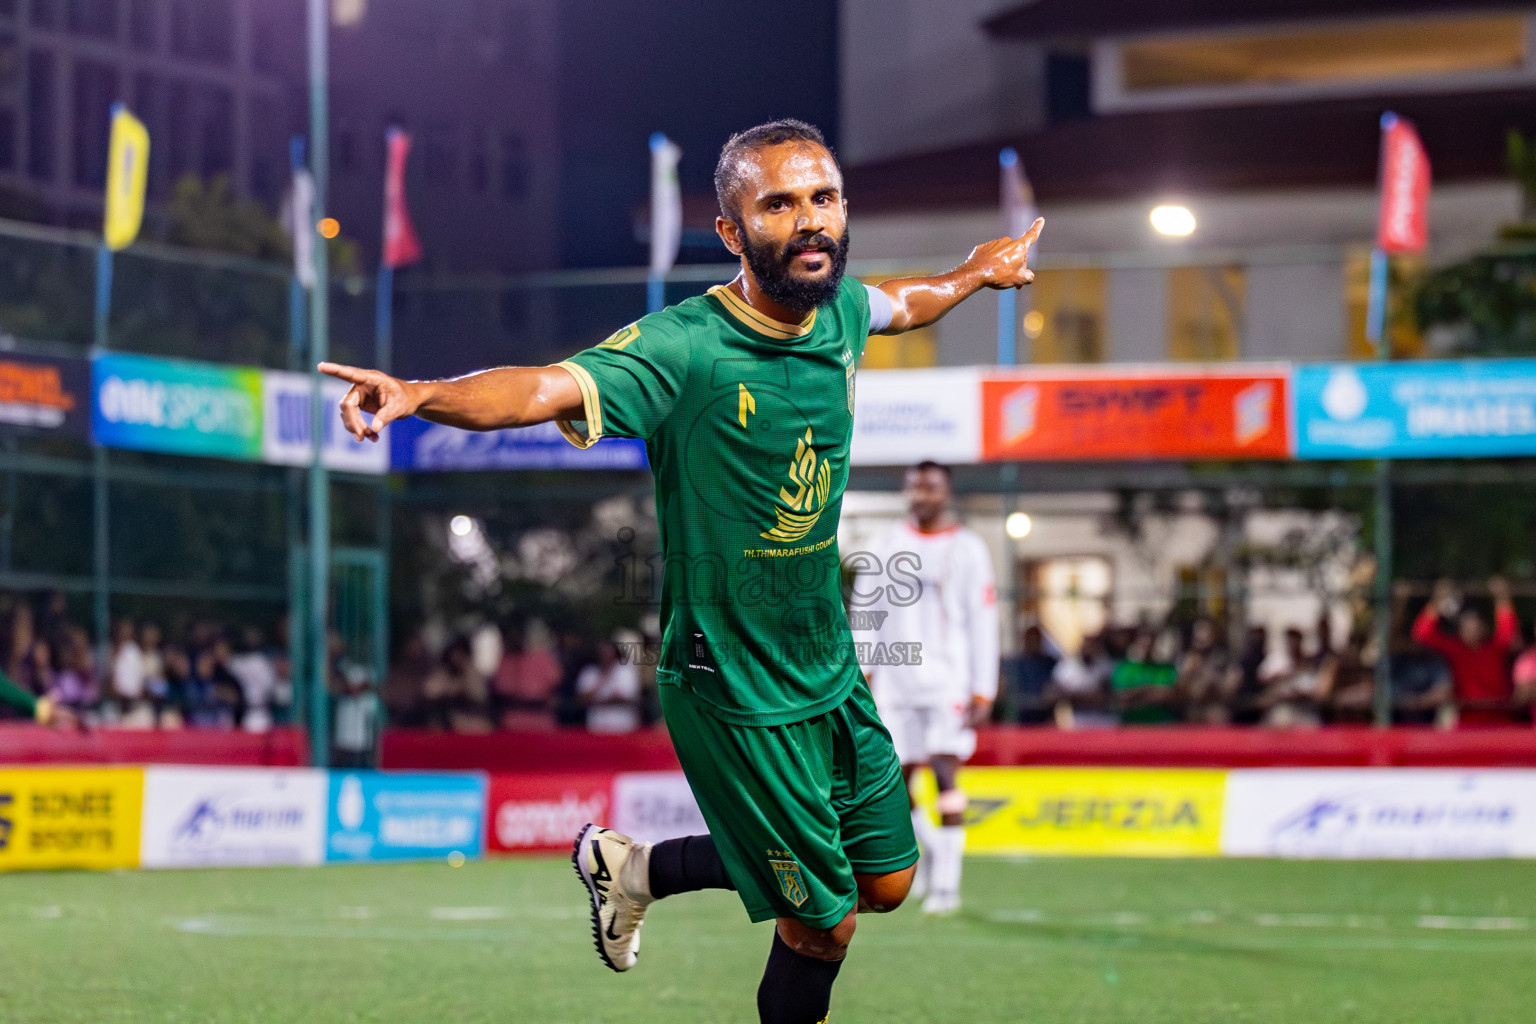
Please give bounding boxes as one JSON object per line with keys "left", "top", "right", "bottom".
{"left": 649, "top": 132, "right": 682, "bottom": 278}
{"left": 382, "top": 127, "right": 423, "bottom": 269}
{"left": 103, "top": 104, "right": 149, "bottom": 252}
{"left": 287, "top": 160, "right": 317, "bottom": 289}
{"left": 1376, "top": 113, "right": 1431, "bottom": 255}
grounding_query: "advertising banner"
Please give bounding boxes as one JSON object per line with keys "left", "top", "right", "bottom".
{"left": 262, "top": 371, "right": 389, "bottom": 474}
{"left": 140, "top": 767, "right": 326, "bottom": 868}
{"left": 486, "top": 772, "right": 612, "bottom": 854}
{"left": 92, "top": 353, "right": 263, "bottom": 461}
{"left": 1222, "top": 769, "right": 1536, "bottom": 859}
{"left": 921, "top": 767, "right": 1226, "bottom": 857}
{"left": 1293, "top": 360, "right": 1536, "bottom": 459}
{"left": 389, "top": 416, "right": 647, "bottom": 472}
{"left": 0, "top": 768, "right": 143, "bottom": 871}
{"left": 612, "top": 771, "right": 709, "bottom": 844}
{"left": 0, "top": 352, "right": 90, "bottom": 438}
{"left": 326, "top": 771, "right": 485, "bottom": 863}
{"left": 981, "top": 368, "right": 1289, "bottom": 461}
{"left": 850, "top": 368, "right": 983, "bottom": 466}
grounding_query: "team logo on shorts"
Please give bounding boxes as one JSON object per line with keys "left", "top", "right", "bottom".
{"left": 769, "top": 858, "right": 809, "bottom": 906}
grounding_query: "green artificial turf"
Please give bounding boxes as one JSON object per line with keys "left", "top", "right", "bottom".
{"left": 2, "top": 856, "right": 1534, "bottom": 1023}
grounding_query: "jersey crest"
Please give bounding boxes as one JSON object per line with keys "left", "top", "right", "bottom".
{"left": 770, "top": 858, "right": 809, "bottom": 906}
{"left": 761, "top": 428, "right": 832, "bottom": 544}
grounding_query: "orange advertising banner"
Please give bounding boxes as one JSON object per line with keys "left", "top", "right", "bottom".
{"left": 981, "top": 368, "right": 1290, "bottom": 461}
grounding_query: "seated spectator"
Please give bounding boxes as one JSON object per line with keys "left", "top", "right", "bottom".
{"left": 1044, "top": 634, "right": 1115, "bottom": 728}
{"left": 1512, "top": 644, "right": 1536, "bottom": 719}
{"left": 159, "top": 645, "right": 191, "bottom": 729}
{"left": 576, "top": 636, "right": 642, "bottom": 734}
{"left": 139, "top": 622, "right": 171, "bottom": 721}
{"left": 1111, "top": 629, "right": 1180, "bottom": 725}
{"left": 1009, "top": 625, "right": 1058, "bottom": 723}
{"left": 109, "top": 618, "right": 154, "bottom": 728}
{"left": 184, "top": 644, "right": 237, "bottom": 729}
{"left": 1255, "top": 623, "right": 1337, "bottom": 728}
{"left": 1411, "top": 577, "right": 1519, "bottom": 726}
{"left": 1178, "top": 617, "right": 1234, "bottom": 724}
{"left": 49, "top": 626, "right": 99, "bottom": 717}
{"left": 383, "top": 632, "right": 432, "bottom": 727}
{"left": 422, "top": 637, "right": 492, "bottom": 733}
{"left": 491, "top": 621, "right": 564, "bottom": 730}
{"left": 226, "top": 626, "right": 278, "bottom": 733}
{"left": 1227, "top": 626, "right": 1270, "bottom": 725}
{"left": 18, "top": 636, "right": 52, "bottom": 702}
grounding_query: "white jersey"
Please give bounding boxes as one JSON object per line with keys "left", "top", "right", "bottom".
{"left": 853, "top": 521, "right": 1000, "bottom": 709}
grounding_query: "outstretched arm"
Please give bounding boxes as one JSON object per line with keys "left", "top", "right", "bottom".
{"left": 318, "top": 362, "right": 584, "bottom": 441}
{"left": 875, "top": 218, "right": 1043, "bottom": 335}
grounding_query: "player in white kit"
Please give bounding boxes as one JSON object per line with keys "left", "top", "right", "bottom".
{"left": 853, "top": 461, "right": 999, "bottom": 914}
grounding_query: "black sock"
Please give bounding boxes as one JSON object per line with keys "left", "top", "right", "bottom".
{"left": 647, "top": 834, "right": 735, "bottom": 899}
{"left": 757, "top": 930, "right": 843, "bottom": 1024}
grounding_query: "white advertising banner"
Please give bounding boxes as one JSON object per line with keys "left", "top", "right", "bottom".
{"left": 1221, "top": 769, "right": 1536, "bottom": 860}
{"left": 612, "top": 771, "right": 708, "bottom": 844}
{"left": 141, "top": 767, "right": 328, "bottom": 868}
{"left": 262, "top": 371, "right": 389, "bottom": 474}
{"left": 851, "top": 368, "right": 982, "bottom": 466}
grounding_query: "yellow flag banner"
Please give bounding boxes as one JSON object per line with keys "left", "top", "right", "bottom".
{"left": 103, "top": 104, "right": 149, "bottom": 251}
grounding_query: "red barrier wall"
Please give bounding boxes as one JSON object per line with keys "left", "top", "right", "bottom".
{"left": 0, "top": 724, "right": 308, "bottom": 765}
{"left": 5, "top": 724, "right": 1535, "bottom": 770}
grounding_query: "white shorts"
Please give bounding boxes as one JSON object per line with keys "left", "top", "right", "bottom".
{"left": 880, "top": 701, "right": 976, "bottom": 765}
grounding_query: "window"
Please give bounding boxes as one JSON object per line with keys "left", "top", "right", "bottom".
{"left": 132, "top": 71, "right": 162, "bottom": 197}
{"left": 29, "top": 0, "right": 57, "bottom": 30}
{"left": 424, "top": 124, "right": 457, "bottom": 185}
{"left": 67, "top": 0, "right": 117, "bottom": 39}
{"left": 129, "top": 0, "right": 155, "bottom": 49}
{"left": 336, "top": 127, "right": 356, "bottom": 174}
{"left": 499, "top": 131, "right": 526, "bottom": 202}
{"left": 71, "top": 59, "right": 116, "bottom": 188}
{"left": 25, "top": 49, "right": 51, "bottom": 178}
{"left": 1167, "top": 266, "right": 1244, "bottom": 361}
{"left": 1028, "top": 268, "right": 1106, "bottom": 364}
{"left": 169, "top": 0, "right": 231, "bottom": 62}
{"left": 0, "top": 0, "right": 18, "bottom": 20}
{"left": 468, "top": 130, "right": 487, "bottom": 193}
{"left": 0, "top": 32, "right": 19, "bottom": 88}
{"left": 0, "top": 106, "right": 17, "bottom": 170}
{"left": 198, "top": 84, "right": 232, "bottom": 178}
{"left": 1099, "top": 13, "right": 1536, "bottom": 112}
{"left": 166, "top": 79, "right": 191, "bottom": 179}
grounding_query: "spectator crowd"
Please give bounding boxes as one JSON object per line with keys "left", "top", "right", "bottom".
{"left": 5, "top": 576, "right": 1535, "bottom": 741}
{"left": 1015, "top": 577, "right": 1536, "bottom": 729}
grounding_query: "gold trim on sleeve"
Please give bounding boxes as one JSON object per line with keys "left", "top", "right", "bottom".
{"left": 555, "top": 360, "right": 604, "bottom": 449}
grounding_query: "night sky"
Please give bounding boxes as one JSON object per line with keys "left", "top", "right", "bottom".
{"left": 557, "top": 0, "right": 839, "bottom": 268}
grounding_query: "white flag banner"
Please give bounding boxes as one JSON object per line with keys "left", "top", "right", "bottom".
{"left": 649, "top": 132, "right": 682, "bottom": 278}
{"left": 1000, "top": 147, "right": 1038, "bottom": 245}
{"left": 287, "top": 168, "right": 316, "bottom": 290}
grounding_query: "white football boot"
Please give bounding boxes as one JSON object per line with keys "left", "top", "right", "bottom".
{"left": 573, "top": 824, "right": 654, "bottom": 972}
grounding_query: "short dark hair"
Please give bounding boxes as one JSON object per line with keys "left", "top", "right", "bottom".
{"left": 714, "top": 119, "right": 832, "bottom": 221}
{"left": 910, "top": 460, "right": 951, "bottom": 479}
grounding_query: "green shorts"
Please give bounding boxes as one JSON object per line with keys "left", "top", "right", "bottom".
{"left": 660, "top": 678, "right": 918, "bottom": 930}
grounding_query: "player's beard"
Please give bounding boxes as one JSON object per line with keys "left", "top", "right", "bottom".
{"left": 738, "top": 225, "right": 850, "bottom": 317}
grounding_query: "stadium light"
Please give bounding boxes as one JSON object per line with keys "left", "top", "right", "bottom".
{"left": 1005, "top": 511, "right": 1033, "bottom": 538}
{"left": 1150, "top": 204, "right": 1196, "bottom": 237}
{"left": 449, "top": 515, "right": 474, "bottom": 537}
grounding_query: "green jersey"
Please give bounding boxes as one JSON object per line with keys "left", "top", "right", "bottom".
{"left": 559, "top": 275, "right": 871, "bottom": 726}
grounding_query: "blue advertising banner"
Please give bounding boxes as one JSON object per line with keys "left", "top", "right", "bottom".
{"left": 390, "top": 417, "right": 647, "bottom": 472}
{"left": 326, "top": 771, "right": 485, "bottom": 863}
{"left": 1293, "top": 360, "right": 1536, "bottom": 459}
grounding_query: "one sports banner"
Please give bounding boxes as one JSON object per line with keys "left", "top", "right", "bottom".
{"left": 485, "top": 772, "right": 614, "bottom": 854}
{"left": 382, "top": 127, "right": 423, "bottom": 269}
{"left": 980, "top": 366, "right": 1290, "bottom": 461}
{"left": 103, "top": 104, "right": 150, "bottom": 252}
{"left": 849, "top": 367, "right": 984, "bottom": 466}
{"left": 1292, "top": 359, "right": 1536, "bottom": 459}
{"left": 140, "top": 767, "right": 327, "bottom": 868}
{"left": 263, "top": 370, "right": 390, "bottom": 474}
{"left": 1376, "top": 113, "right": 1431, "bottom": 255}
{"left": 92, "top": 353, "right": 264, "bottom": 461}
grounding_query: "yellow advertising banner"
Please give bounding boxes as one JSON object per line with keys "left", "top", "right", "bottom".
{"left": 0, "top": 768, "right": 143, "bottom": 870}
{"left": 917, "top": 767, "right": 1227, "bottom": 857}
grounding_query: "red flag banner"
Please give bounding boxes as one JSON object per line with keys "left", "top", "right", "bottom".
{"left": 382, "top": 127, "right": 422, "bottom": 268}
{"left": 1377, "top": 114, "right": 1430, "bottom": 255}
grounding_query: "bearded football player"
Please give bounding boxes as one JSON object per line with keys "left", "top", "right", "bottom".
{"left": 322, "top": 119, "right": 1041, "bottom": 1024}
